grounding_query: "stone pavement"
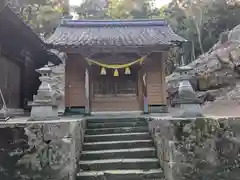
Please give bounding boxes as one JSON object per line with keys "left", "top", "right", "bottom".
{"left": 2, "top": 106, "right": 240, "bottom": 125}
{"left": 0, "top": 115, "right": 84, "bottom": 125}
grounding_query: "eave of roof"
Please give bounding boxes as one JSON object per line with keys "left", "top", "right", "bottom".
{"left": 46, "top": 18, "right": 186, "bottom": 49}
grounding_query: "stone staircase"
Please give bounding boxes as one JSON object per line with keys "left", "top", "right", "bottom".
{"left": 77, "top": 118, "right": 164, "bottom": 180}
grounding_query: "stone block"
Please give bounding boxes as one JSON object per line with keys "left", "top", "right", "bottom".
{"left": 155, "top": 134, "right": 164, "bottom": 167}
{"left": 163, "top": 140, "right": 176, "bottom": 162}
{"left": 43, "top": 122, "right": 70, "bottom": 140}
{"left": 163, "top": 161, "right": 189, "bottom": 180}
{"left": 30, "top": 105, "right": 59, "bottom": 120}
{"left": 173, "top": 103, "right": 203, "bottom": 118}
{"left": 148, "top": 119, "right": 176, "bottom": 140}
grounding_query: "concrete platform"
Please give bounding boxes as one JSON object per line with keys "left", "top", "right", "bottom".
{"left": 77, "top": 169, "right": 164, "bottom": 180}
{"left": 1, "top": 105, "right": 240, "bottom": 126}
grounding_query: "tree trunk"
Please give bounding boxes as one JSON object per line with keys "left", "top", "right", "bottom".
{"left": 195, "top": 23, "right": 204, "bottom": 54}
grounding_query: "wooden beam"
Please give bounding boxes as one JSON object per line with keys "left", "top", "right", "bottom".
{"left": 58, "top": 45, "right": 170, "bottom": 55}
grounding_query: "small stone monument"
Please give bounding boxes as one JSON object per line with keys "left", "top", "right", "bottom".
{"left": 172, "top": 66, "right": 203, "bottom": 117}
{"left": 29, "top": 65, "right": 59, "bottom": 121}
{"left": 0, "top": 88, "right": 9, "bottom": 121}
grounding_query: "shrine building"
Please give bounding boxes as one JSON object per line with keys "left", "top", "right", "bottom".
{"left": 46, "top": 19, "right": 186, "bottom": 114}
{"left": 0, "top": 3, "right": 61, "bottom": 111}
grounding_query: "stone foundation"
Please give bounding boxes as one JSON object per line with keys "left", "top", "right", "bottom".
{"left": 0, "top": 118, "right": 86, "bottom": 180}
{"left": 148, "top": 117, "right": 240, "bottom": 180}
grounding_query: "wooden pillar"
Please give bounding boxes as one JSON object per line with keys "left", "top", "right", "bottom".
{"left": 137, "top": 68, "right": 145, "bottom": 112}
{"left": 22, "top": 56, "right": 34, "bottom": 110}
{"left": 85, "top": 68, "right": 90, "bottom": 115}
{"left": 160, "top": 52, "right": 167, "bottom": 106}
{"left": 85, "top": 67, "right": 92, "bottom": 115}
{"left": 143, "top": 72, "right": 148, "bottom": 114}
{"left": 141, "top": 60, "right": 149, "bottom": 114}
{"left": 20, "top": 61, "right": 25, "bottom": 109}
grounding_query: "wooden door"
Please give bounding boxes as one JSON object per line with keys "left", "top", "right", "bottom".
{"left": 91, "top": 67, "right": 139, "bottom": 112}
{"left": 65, "top": 58, "right": 86, "bottom": 107}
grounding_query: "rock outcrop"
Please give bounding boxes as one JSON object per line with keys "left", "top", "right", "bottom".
{"left": 167, "top": 24, "right": 240, "bottom": 106}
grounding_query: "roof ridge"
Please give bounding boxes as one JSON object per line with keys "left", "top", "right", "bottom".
{"left": 60, "top": 18, "right": 168, "bottom": 27}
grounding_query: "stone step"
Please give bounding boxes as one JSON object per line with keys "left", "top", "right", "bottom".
{"left": 85, "top": 126, "right": 149, "bottom": 135}
{"left": 79, "top": 158, "right": 160, "bottom": 171}
{"left": 83, "top": 140, "right": 154, "bottom": 151}
{"left": 84, "top": 132, "right": 151, "bottom": 142}
{"left": 81, "top": 148, "right": 156, "bottom": 160}
{"left": 77, "top": 169, "right": 164, "bottom": 180}
{"left": 87, "top": 121, "right": 147, "bottom": 129}
{"left": 87, "top": 118, "right": 146, "bottom": 123}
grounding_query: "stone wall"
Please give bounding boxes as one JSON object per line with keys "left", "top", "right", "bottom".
{"left": 0, "top": 119, "right": 86, "bottom": 180}
{"left": 148, "top": 117, "right": 240, "bottom": 180}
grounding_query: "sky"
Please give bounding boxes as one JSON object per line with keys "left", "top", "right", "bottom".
{"left": 69, "top": 0, "right": 172, "bottom": 8}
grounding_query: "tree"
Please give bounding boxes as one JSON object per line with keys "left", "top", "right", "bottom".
{"left": 166, "top": 0, "right": 240, "bottom": 59}
{"left": 75, "top": 0, "right": 107, "bottom": 19}
{"left": 9, "top": 0, "right": 66, "bottom": 36}
{"left": 75, "top": 0, "right": 160, "bottom": 19}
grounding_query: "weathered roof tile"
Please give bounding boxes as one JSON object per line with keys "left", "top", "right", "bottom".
{"left": 46, "top": 19, "right": 186, "bottom": 47}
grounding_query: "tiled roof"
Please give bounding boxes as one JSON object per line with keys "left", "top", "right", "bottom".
{"left": 46, "top": 19, "right": 186, "bottom": 47}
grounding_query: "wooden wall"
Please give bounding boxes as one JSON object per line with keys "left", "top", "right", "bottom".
{"left": 65, "top": 54, "right": 86, "bottom": 107}
{"left": 145, "top": 52, "right": 167, "bottom": 106}
{"left": 92, "top": 96, "right": 139, "bottom": 112}
{"left": 0, "top": 55, "right": 21, "bottom": 108}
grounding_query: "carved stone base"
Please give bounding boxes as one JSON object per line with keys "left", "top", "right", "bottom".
{"left": 83, "top": 112, "right": 92, "bottom": 116}
{"left": 173, "top": 104, "right": 203, "bottom": 118}
{"left": 65, "top": 107, "right": 86, "bottom": 115}
{"left": 149, "top": 105, "right": 168, "bottom": 113}
{"left": 30, "top": 105, "right": 59, "bottom": 121}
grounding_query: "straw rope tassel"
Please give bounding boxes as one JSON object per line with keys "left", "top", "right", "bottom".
{"left": 100, "top": 67, "right": 106, "bottom": 75}
{"left": 125, "top": 67, "right": 131, "bottom": 75}
{"left": 114, "top": 69, "right": 119, "bottom": 76}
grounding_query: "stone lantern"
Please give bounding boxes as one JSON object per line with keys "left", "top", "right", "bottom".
{"left": 29, "top": 65, "right": 59, "bottom": 121}
{"left": 172, "top": 66, "right": 202, "bottom": 117}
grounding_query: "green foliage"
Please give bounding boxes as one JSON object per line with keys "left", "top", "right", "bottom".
{"left": 75, "top": 0, "right": 161, "bottom": 19}
{"left": 9, "top": 0, "right": 65, "bottom": 36}
{"left": 74, "top": 0, "right": 107, "bottom": 19}
{"left": 166, "top": 0, "right": 240, "bottom": 58}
